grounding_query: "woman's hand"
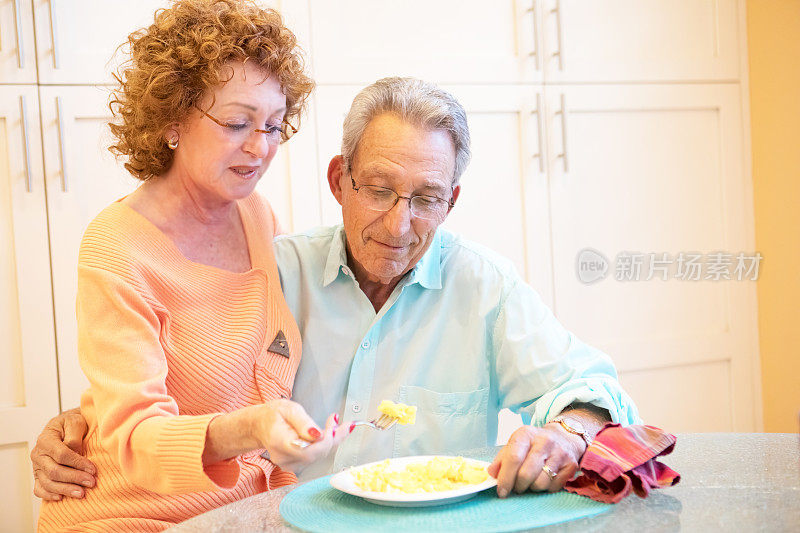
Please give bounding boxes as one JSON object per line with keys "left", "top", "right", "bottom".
{"left": 203, "top": 399, "right": 346, "bottom": 472}
{"left": 251, "top": 400, "right": 346, "bottom": 471}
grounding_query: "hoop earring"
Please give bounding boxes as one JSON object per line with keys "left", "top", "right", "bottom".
{"left": 167, "top": 138, "right": 179, "bottom": 150}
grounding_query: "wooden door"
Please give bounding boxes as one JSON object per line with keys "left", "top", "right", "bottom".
{"left": 0, "top": 84, "right": 60, "bottom": 532}
{"left": 544, "top": 84, "right": 759, "bottom": 432}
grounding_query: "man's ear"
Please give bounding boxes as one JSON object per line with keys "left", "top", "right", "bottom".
{"left": 327, "top": 155, "right": 346, "bottom": 206}
{"left": 451, "top": 184, "right": 461, "bottom": 206}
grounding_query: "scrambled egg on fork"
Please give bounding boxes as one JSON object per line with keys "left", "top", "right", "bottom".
{"left": 351, "top": 457, "right": 489, "bottom": 493}
{"left": 377, "top": 400, "right": 417, "bottom": 425}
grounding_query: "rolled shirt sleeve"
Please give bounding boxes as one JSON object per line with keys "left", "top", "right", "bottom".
{"left": 492, "top": 279, "right": 641, "bottom": 427}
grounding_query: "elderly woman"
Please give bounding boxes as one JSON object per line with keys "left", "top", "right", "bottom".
{"left": 36, "top": 1, "right": 344, "bottom": 531}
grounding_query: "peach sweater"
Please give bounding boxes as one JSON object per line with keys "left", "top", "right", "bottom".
{"left": 38, "top": 193, "right": 302, "bottom": 532}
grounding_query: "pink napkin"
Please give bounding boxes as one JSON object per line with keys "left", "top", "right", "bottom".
{"left": 564, "top": 423, "right": 681, "bottom": 504}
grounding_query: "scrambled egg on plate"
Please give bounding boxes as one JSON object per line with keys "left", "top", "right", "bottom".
{"left": 351, "top": 457, "right": 489, "bottom": 493}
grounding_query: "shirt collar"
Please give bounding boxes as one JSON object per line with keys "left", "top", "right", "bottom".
{"left": 322, "top": 225, "right": 349, "bottom": 287}
{"left": 405, "top": 229, "right": 442, "bottom": 290}
{"left": 321, "top": 224, "right": 443, "bottom": 290}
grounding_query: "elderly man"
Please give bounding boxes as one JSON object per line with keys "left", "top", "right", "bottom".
{"left": 32, "top": 77, "right": 638, "bottom": 500}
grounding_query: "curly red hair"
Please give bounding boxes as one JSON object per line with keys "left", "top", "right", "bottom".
{"left": 108, "top": 0, "right": 313, "bottom": 181}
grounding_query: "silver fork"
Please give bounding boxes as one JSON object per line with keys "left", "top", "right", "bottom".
{"left": 290, "top": 413, "right": 398, "bottom": 448}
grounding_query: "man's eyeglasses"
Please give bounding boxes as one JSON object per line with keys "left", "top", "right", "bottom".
{"left": 350, "top": 176, "right": 455, "bottom": 221}
{"left": 195, "top": 105, "right": 297, "bottom": 143}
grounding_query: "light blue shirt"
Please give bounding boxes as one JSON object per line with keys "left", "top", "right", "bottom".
{"left": 274, "top": 225, "right": 639, "bottom": 480}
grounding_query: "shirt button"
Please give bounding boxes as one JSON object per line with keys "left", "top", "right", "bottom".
{"left": 361, "top": 340, "right": 370, "bottom": 349}
{"left": 352, "top": 403, "right": 362, "bottom": 413}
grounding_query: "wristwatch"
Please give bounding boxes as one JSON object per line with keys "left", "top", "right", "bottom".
{"left": 550, "top": 415, "right": 592, "bottom": 447}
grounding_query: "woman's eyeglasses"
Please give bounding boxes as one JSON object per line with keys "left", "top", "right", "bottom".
{"left": 195, "top": 105, "right": 297, "bottom": 143}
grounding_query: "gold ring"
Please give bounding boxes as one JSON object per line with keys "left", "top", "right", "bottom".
{"left": 542, "top": 464, "right": 558, "bottom": 479}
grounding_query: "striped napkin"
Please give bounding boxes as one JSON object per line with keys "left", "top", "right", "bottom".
{"left": 564, "top": 423, "right": 680, "bottom": 504}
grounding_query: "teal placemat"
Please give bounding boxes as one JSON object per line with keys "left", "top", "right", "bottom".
{"left": 280, "top": 475, "right": 611, "bottom": 532}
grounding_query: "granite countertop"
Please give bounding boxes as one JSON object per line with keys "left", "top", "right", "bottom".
{"left": 169, "top": 433, "right": 800, "bottom": 532}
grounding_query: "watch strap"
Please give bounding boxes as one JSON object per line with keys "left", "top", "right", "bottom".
{"left": 551, "top": 415, "right": 592, "bottom": 447}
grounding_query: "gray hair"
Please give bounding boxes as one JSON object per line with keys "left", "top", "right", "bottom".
{"left": 341, "top": 77, "right": 471, "bottom": 186}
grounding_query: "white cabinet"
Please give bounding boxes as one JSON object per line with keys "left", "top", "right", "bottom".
{"left": 0, "top": 85, "right": 60, "bottom": 532}
{"left": 543, "top": 84, "right": 758, "bottom": 431}
{"left": 0, "top": 0, "right": 37, "bottom": 83}
{"left": 307, "top": 0, "right": 543, "bottom": 84}
{"left": 306, "top": 0, "right": 742, "bottom": 84}
{"left": 542, "top": 0, "right": 742, "bottom": 82}
{"left": 31, "top": 0, "right": 169, "bottom": 85}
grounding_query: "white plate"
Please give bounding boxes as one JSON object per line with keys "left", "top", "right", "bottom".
{"left": 329, "top": 455, "right": 498, "bottom": 507}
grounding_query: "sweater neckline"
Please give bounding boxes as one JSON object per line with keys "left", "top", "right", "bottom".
{"left": 112, "top": 198, "right": 266, "bottom": 278}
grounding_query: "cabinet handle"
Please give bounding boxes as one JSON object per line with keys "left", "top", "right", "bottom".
{"left": 551, "top": 0, "right": 564, "bottom": 70}
{"left": 527, "top": 1, "right": 540, "bottom": 70}
{"left": 48, "top": 0, "right": 60, "bottom": 69}
{"left": 531, "top": 93, "right": 544, "bottom": 172}
{"left": 56, "top": 96, "right": 68, "bottom": 192}
{"left": 13, "top": 0, "right": 24, "bottom": 68}
{"left": 555, "top": 93, "right": 569, "bottom": 172}
{"left": 19, "top": 96, "right": 32, "bottom": 193}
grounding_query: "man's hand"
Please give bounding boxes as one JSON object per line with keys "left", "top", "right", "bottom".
{"left": 31, "top": 408, "right": 96, "bottom": 501}
{"left": 488, "top": 424, "right": 584, "bottom": 497}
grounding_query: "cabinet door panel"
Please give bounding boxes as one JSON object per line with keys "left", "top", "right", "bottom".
{"left": 307, "top": 0, "right": 542, "bottom": 84}
{"left": 0, "top": 0, "right": 37, "bottom": 82}
{"left": 313, "top": 85, "right": 545, "bottom": 291}
{"left": 40, "top": 85, "right": 140, "bottom": 408}
{"left": 0, "top": 85, "right": 59, "bottom": 531}
{"left": 33, "top": 0, "right": 170, "bottom": 84}
{"left": 544, "top": 0, "right": 741, "bottom": 82}
{"left": 545, "top": 84, "right": 758, "bottom": 430}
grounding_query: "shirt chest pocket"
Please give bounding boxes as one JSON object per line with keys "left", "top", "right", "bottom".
{"left": 393, "top": 385, "right": 489, "bottom": 457}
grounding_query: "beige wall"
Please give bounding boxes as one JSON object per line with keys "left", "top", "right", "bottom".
{"left": 747, "top": 0, "right": 800, "bottom": 433}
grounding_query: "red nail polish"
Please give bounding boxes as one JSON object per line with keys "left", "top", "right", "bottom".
{"left": 334, "top": 413, "right": 340, "bottom": 425}
{"left": 332, "top": 428, "right": 336, "bottom": 438}
{"left": 349, "top": 422, "right": 356, "bottom": 433}
{"left": 309, "top": 427, "right": 322, "bottom": 440}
